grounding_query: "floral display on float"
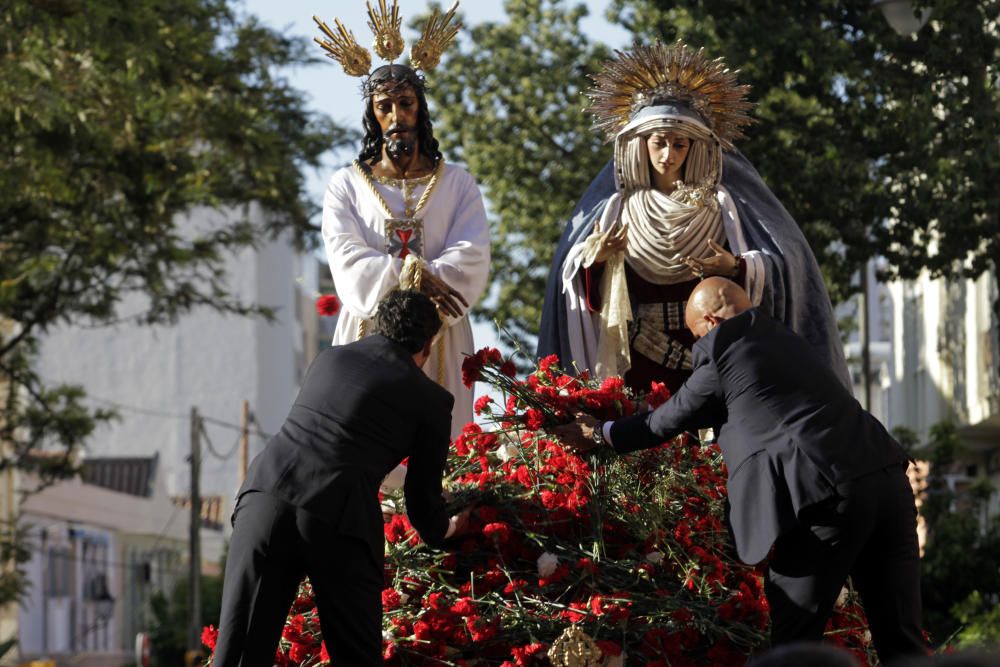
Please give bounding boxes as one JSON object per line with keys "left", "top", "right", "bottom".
{"left": 203, "top": 349, "right": 876, "bottom": 666}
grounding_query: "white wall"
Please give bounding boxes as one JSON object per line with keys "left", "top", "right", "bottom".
{"left": 18, "top": 520, "right": 118, "bottom": 658}
{"left": 886, "top": 269, "right": 999, "bottom": 438}
{"left": 17, "top": 466, "right": 208, "bottom": 657}
{"left": 37, "top": 205, "right": 307, "bottom": 501}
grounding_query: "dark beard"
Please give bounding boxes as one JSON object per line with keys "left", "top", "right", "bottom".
{"left": 385, "top": 137, "right": 414, "bottom": 161}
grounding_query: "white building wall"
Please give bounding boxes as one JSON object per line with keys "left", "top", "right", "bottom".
{"left": 17, "top": 470, "right": 194, "bottom": 659}
{"left": 36, "top": 205, "right": 310, "bottom": 501}
{"left": 18, "top": 520, "right": 119, "bottom": 658}
{"left": 884, "top": 267, "right": 1000, "bottom": 523}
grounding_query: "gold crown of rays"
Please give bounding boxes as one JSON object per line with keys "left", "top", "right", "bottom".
{"left": 312, "top": 0, "right": 461, "bottom": 78}
{"left": 586, "top": 41, "right": 755, "bottom": 149}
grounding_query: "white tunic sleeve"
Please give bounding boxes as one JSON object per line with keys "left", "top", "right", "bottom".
{"left": 423, "top": 167, "right": 491, "bottom": 326}
{"left": 322, "top": 169, "right": 403, "bottom": 319}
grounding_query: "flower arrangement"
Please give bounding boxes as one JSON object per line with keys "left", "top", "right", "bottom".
{"left": 204, "top": 350, "right": 875, "bottom": 665}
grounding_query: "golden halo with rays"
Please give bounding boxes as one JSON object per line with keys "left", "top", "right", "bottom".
{"left": 313, "top": 0, "right": 461, "bottom": 79}
{"left": 586, "top": 41, "right": 755, "bottom": 149}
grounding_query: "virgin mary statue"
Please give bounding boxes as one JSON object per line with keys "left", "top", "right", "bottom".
{"left": 538, "top": 42, "right": 850, "bottom": 394}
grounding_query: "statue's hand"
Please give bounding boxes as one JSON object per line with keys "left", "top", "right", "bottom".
{"left": 420, "top": 270, "right": 469, "bottom": 319}
{"left": 684, "top": 238, "right": 738, "bottom": 279}
{"left": 591, "top": 223, "right": 628, "bottom": 264}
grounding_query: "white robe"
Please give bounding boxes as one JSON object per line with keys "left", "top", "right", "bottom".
{"left": 322, "top": 163, "right": 490, "bottom": 438}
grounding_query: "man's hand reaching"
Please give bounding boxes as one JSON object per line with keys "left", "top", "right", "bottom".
{"left": 549, "top": 413, "right": 603, "bottom": 454}
{"left": 447, "top": 506, "right": 479, "bottom": 539}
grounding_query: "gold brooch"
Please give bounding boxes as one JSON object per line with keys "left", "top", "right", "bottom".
{"left": 547, "top": 625, "right": 605, "bottom": 667}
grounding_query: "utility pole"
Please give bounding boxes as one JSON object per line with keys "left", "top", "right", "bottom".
{"left": 859, "top": 260, "right": 873, "bottom": 412}
{"left": 239, "top": 400, "right": 250, "bottom": 485}
{"left": 188, "top": 407, "right": 202, "bottom": 661}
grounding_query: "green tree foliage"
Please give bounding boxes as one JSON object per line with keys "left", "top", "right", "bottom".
{"left": 608, "top": 0, "right": 998, "bottom": 300}
{"left": 0, "top": 0, "right": 352, "bottom": 486}
{"left": 431, "top": 0, "right": 996, "bottom": 344}
{"left": 917, "top": 421, "right": 1000, "bottom": 646}
{"left": 148, "top": 572, "right": 224, "bottom": 666}
{"left": 426, "top": 0, "right": 612, "bottom": 346}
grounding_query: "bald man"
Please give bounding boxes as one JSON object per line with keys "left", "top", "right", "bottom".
{"left": 553, "top": 277, "right": 926, "bottom": 663}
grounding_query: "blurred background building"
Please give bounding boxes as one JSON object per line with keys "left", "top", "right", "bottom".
{"left": 10, "top": 206, "right": 329, "bottom": 665}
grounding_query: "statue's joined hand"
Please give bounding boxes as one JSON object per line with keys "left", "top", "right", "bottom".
{"left": 684, "top": 239, "right": 738, "bottom": 279}
{"left": 420, "top": 270, "right": 469, "bottom": 319}
{"left": 592, "top": 222, "right": 629, "bottom": 265}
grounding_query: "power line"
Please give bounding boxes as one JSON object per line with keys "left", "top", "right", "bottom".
{"left": 86, "top": 394, "right": 267, "bottom": 436}
{"left": 200, "top": 421, "right": 240, "bottom": 462}
{"left": 85, "top": 395, "right": 189, "bottom": 421}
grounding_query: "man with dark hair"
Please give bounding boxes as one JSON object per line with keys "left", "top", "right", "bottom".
{"left": 554, "top": 277, "right": 927, "bottom": 664}
{"left": 213, "top": 290, "right": 469, "bottom": 666}
{"left": 749, "top": 641, "right": 860, "bottom": 667}
{"left": 322, "top": 62, "right": 490, "bottom": 439}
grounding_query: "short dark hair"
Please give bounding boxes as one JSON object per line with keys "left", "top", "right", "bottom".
{"left": 358, "top": 64, "right": 442, "bottom": 166}
{"left": 748, "top": 642, "right": 859, "bottom": 667}
{"left": 373, "top": 290, "right": 441, "bottom": 353}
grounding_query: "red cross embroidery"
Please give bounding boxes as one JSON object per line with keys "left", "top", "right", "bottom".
{"left": 396, "top": 229, "right": 414, "bottom": 259}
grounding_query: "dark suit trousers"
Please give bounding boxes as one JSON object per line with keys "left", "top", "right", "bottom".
{"left": 213, "top": 491, "right": 383, "bottom": 667}
{"left": 765, "top": 463, "right": 926, "bottom": 664}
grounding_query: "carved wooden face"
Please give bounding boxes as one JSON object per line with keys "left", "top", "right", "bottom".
{"left": 646, "top": 132, "right": 691, "bottom": 183}
{"left": 372, "top": 85, "right": 419, "bottom": 149}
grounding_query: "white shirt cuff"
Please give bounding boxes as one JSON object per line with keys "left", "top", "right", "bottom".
{"left": 602, "top": 421, "right": 614, "bottom": 448}
{"left": 444, "top": 515, "right": 458, "bottom": 539}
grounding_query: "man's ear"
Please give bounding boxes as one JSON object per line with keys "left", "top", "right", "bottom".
{"left": 421, "top": 339, "right": 433, "bottom": 358}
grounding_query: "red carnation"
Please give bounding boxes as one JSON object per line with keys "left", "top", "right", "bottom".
{"left": 523, "top": 408, "right": 546, "bottom": 431}
{"left": 474, "top": 394, "right": 493, "bottom": 414}
{"left": 538, "top": 354, "right": 560, "bottom": 375}
{"left": 288, "top": 641, "right": 311, "bottom": 663}
{"left": 451, "top": 597, "right": 476, "bottom": 616}
{"left": 647, "top": 381, "right": 671, "bottom": 408}
{"left": 461, "top": 355, "right": 484, "bottom": 388}
{"left": 381, "top": 588, "right": 403, "bottom": 611}
{"left": 315, "top": 294, "right": 341, "bottom": 316}
{"left": 201, "top": 624, "right": 218, "bottom": 651}
{"left": 482, "top": 521, "right": 512, "bottom": 545}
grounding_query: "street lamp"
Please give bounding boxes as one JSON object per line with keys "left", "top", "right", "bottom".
{"left": 873, "top": 0, "right": 932, "bottom": 36}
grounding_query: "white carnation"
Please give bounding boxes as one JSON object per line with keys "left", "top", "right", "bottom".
{"left": 537, "top": 552, "right": 559, "bottom": 578}
{"left": 645, "top": 551, "right": 665, "bottom": 565}
{"left": 496, "top": 442, "right": 520, "bottom": 462}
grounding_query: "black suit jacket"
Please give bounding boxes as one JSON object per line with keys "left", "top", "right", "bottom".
{"left": 610, "top": 309, "right": 907, "bottom": 564}
{"left": 238, "top": 334, "right": 454, "bottom": 555}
